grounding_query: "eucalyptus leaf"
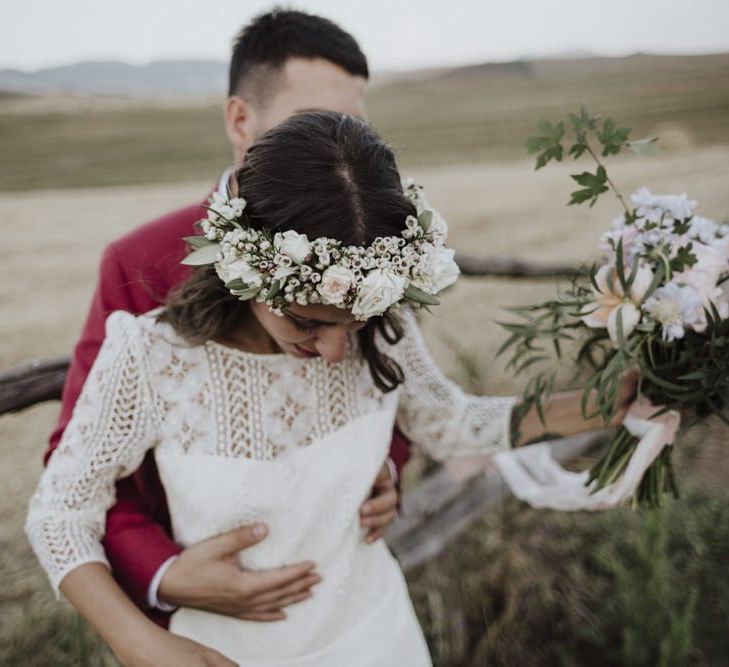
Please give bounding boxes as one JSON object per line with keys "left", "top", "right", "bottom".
{"left": 404, "top": 284, "right": 440, "bottom": 305}
{"left": 233, "top": 287, "right": 261, "bottom": 301}
{"left": 265, "top": 280, "right": 282, "bottom": 301}
{"left": 183, "top": 235, "right": 215, "bottom": 249}
{"left": 417, "top": 210, "right": 433, "bottom": 233}
{"left": 181, "top": 243, "right": 220, "bottom": 266}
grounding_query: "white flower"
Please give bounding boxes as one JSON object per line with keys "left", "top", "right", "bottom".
{"left": 319, "top": 265, "right": 355, "bottom": 305}
{"left": 630, "top": 187, "right": 697, "bottom": 224}
{"left": 273, "top": 264, "right": 297, "bottom": 282}
{"left": 351, "top": 269, "right": 406, "bottom": 320}
{"left": 688, "top": 216, "right": 719, "bottom": 244}
{"left": 643, "top": 283, "right": 704, "bottom": 341}
{"left": 580, "top": 263, "right": 653, "bottom": 347}
{"left": 660, "top": 193, "right": 697, "bottom": 221}
{"left": 208, "top": 192, "right": 246, "bottom": 223}
{"left": 427, "top": 246, "right": 460, "bottom": 293}
{"left": 599, "top": 224, "right": 639, "bottom": 260}
{"left": 274, "top": 230, "right": 311, "bottom": 263}
{"left": 215, "top": 254, "right": 262, "bottom": 287}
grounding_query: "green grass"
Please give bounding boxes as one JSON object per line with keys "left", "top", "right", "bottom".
{"left": 1, "top": 53, "right": 728, "bottom": 191}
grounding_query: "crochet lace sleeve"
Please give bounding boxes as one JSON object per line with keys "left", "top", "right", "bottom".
{"left": 394, "top": 310, "right": 516, "bottom": 460}
{"left": 25, "top": 311, "right": 161, "bottom": 595}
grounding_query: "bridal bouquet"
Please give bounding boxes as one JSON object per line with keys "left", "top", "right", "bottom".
{"left": 499, "top": 108, "right": 729, "bottom": 508}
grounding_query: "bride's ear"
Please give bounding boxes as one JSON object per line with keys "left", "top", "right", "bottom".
{"left": 224, "top": 96, "right": 257, "bottom": 161}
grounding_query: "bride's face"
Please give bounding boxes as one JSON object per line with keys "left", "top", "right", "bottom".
{"left": 250, "top": 301, "right": 367, "bottom": 363}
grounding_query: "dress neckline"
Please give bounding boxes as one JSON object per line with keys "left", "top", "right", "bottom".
{"left": 204, "top": 338, "right": 324, "bottom": 365}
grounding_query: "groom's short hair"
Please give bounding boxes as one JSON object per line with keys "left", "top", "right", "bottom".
{"left": 228, "top": 8, "right": 369, "bottom": 104}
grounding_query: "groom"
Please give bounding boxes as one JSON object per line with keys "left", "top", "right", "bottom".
{"left": 45, "top": 9, "right": 410, "bottom": 627}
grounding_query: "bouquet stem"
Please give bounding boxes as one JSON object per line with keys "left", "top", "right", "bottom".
{"left": 588, "top": 426, "right": 678, "bottom": 508}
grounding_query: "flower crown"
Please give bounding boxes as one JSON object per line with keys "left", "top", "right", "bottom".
{"left": 181, "top": 179, "right": 460, "bottom": 320}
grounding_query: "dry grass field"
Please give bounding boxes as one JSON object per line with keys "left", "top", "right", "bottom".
{"left": 2, "top": 53, "right": 729, "bottom": 665}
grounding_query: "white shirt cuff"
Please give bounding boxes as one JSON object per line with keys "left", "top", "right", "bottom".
{"left": 385, "top": 456, "right": 398, "bottom": 485}
{"left": 147, "top": 555, "right": 179, "bottom": 612}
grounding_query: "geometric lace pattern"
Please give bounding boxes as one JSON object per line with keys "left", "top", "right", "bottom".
{"left": 26, "top": 308, "right": 514, "bottom": 593}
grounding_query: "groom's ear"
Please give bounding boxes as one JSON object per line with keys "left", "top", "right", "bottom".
{"left": 224, "top": 96, "right": 257, "bottom": 161}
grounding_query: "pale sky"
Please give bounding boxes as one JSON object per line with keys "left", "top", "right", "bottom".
{"left": 3, "top": 0, "right": 729, "bottom": 72}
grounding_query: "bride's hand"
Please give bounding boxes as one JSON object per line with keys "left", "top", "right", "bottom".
{"left": 158, "top": 524, "right": 321, "bottom": 620}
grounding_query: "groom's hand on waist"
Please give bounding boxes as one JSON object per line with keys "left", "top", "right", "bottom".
{"left": 359, "top": 461, "right": 399, "bottom": 544}
{"left": 157, "top": 523, "right": 321, "bottom": 621}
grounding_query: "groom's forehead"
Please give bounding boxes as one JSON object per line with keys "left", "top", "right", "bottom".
{"left": 265, "top": 57, "right": 367, "bottom": 122}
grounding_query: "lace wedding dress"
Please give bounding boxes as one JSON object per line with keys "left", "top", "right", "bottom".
{"left": 26, "top": 308, "right": 514, "bottom": 666}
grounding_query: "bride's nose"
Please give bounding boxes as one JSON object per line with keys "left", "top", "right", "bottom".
{"left": 313, "top": 326, "right": 348, "bottom": 363}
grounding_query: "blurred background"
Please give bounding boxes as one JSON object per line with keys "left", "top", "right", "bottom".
{"left": 1, "top": 1, "right": 729, "bottom": 665}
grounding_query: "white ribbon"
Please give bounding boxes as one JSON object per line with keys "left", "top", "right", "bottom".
{"left": 492, "top": 396, "right": 681, "bottom": 511}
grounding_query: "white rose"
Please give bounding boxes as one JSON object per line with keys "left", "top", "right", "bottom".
{"left": 428, "top": 247, "right": 460, "bottom": 293}
{"left": 351, "top": 269, "right": 406, "bottom": 320}
{"left": 319, "top": 265, "right": 355, "bottom": 305}
{"left": 274, "top": 230, "right": 311, "bottom": 263}
{"left": 216, "top": 255, "right": 262, "bottom": 286}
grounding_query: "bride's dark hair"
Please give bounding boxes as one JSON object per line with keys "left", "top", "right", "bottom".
{"left": 161, "top": 111, "right": 416, "bottom": 391}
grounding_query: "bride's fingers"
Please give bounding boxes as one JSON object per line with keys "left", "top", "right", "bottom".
{"left": 249, "top": 573, "right": 321, "bottom": 606}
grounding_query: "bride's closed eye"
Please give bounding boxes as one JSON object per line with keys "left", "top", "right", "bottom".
{"left": 288, "top": 316, "right": 317, "bottom": 335}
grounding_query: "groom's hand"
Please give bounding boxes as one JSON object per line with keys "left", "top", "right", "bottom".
{"left": 359, "top": 462, "right": 399, "bottom": 544}
{"left": 158, "top": 524, "right": 321, "bottom": 620}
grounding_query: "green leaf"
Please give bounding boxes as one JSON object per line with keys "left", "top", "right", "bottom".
{"left": 183, "top": 235, "right": 215, "bottom": 249}
{"left": 225, "top": 278, "right": 247, "bottom": 290}
{"left": 265, "top": 280, "right": 282, "bottom": 301}
{"left": 568, "top": 165, "right": 609, "bottom": 207}
{"left": 181, "top": 243, "right": 220, "bottom": 266}
{"left": 597, "top": 118, "right": 631, "bottom": 156}
{"left": 404, "top": 284, "right": 440, "bottom": 305}
{"left": 232, "top": 287, "right": 261, "bottom": 301}
{"left": 669, "top": 243, "right": 699, "bottom": 273}
{"left": 641, "top": 262, "right": 665, "bottom": 301}
{"left": 417, "top": 210, "right": 433, "bottom": 233}
{"left": 524, "top": 120, "right": 565, "bottom": 169}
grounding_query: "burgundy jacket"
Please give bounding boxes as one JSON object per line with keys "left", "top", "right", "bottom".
{"left": 45, "top": 197, "right": 412, "bottom": 627}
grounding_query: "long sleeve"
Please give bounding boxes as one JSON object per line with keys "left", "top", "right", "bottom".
{"left": 395, "top": 310, "right": 516, "bottom": 460}
{"left": 26, "top": 311, "right": 162, "bottom": 595}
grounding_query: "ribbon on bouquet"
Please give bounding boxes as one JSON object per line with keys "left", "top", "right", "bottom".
{"left": 492, "top": 396, "right": 681, "bottom": 511}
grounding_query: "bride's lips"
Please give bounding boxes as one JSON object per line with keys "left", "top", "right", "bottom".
{"left": 293, "top": 344, "right": 319, "bottom": 358}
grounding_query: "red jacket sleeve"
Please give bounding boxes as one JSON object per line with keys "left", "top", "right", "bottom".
{"left": 388, "top": 427, "right": 411, "bottom": 483}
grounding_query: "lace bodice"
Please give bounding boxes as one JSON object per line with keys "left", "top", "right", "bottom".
{"left": 26, "top": 308, "right": 514, "bottom": 600}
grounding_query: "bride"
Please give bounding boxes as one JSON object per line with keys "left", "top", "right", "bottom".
{"left": 26, "top": 111, "right": 632, "bottom": 666}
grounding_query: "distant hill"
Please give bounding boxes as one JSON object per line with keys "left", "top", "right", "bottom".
{"left": 3, "top": 53, "right": 728, "bottom": 98}
{"left": 0, "top": 60, "right": 227, "bottom": 97}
